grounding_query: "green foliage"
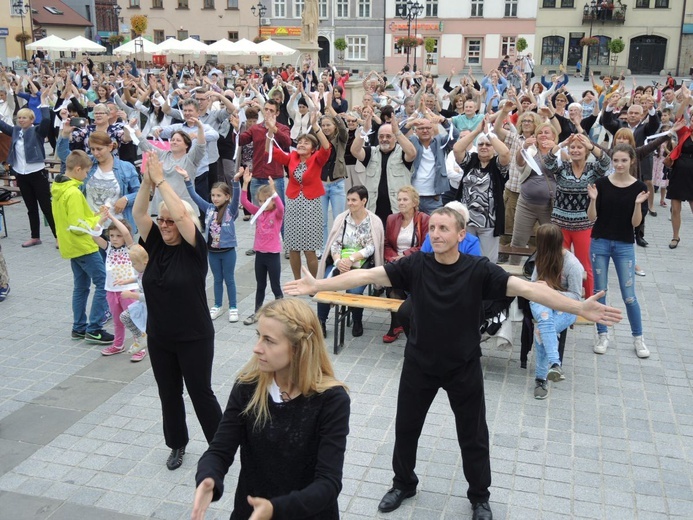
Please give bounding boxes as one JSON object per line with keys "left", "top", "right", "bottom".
{"left": 424, "top": 38, "right": 436, "bottom": 54}
{"left": 608, "top": 39, "right": 625, "bottom": 54}
{"left": 516, "top": 37, "right": 528, "bottom": 53}
{"left": 334, "top": 38, "right": 347, "bottom": 52}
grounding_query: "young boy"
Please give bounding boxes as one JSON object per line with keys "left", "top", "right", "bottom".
{"left": 52, "top": 149, "right": 114, "bottom": 344}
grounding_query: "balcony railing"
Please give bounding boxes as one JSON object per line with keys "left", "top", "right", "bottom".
{"left": 583, "top": 4, "right": 627, "bottom": 25}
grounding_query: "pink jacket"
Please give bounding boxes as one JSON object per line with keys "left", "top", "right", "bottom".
{"left": 241, "top": 191, "right": 285, "bottom": 253}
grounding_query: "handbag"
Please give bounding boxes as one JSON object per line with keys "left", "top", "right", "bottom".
{"left": 325, "top": 218, "right": 375, "bottom": 272}
{"left": 523, "top": 250, "right": 536, "bottom": 280}
{"left": 0, "top": 188, "right": 12, "bottom": 202}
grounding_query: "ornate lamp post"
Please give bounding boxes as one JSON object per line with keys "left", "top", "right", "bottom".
{"left": 251, "top": 2, "right": 267, "bottom": 40}
{"left": 12, "top": 0, "right": 30, "bottom": 61}
{"left": 397, "top": 0, "right": 423, "bottom": 70}
{"left": 583, "top": 0, "right": 598, "bottom": 82}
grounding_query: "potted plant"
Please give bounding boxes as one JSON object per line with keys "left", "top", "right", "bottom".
{"left": 253, "top": 36, "right": 266, "bottom": 44}
{"left": 424, "top": 37, "right": 436, "bottom": 71}
{"left": 580, "top": 36, "right": 600, "bottom": 47}
{"left": 109, "top": 34, "right": 125, "bottom": 48}
{"left": 607, "top": 38, "right": 625, "bottom": 72}
{"left": 516, "top": 37, "right": 528, "bottom": 54}
{"left": 334, "top": 37, "right": 347, "bottom": 65}
{"left": 14, "top": 32, "right": 31, "bottom": 43}
{"left": 130, "top": 14, "right": 148, "bottom": 37}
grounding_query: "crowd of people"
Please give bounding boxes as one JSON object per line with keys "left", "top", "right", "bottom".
{"left": 0, "top": 52, "right": 689, "bottom": 519}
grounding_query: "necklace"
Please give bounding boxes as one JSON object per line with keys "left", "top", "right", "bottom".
{"left": 279, "top": 390, "right": 293, "bottom": 403}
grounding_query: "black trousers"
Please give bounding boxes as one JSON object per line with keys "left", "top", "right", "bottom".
{"left": 148, "top": 334, "right": 222, "bottom": 449}
{"left": 254, "top": 252, "right": 283, "bottom": 311}
{"left": 13, "top": 169, "right": 56, "bottom": 239}
{"left": 392, "top": 357, "right": 491, "bottom": 505}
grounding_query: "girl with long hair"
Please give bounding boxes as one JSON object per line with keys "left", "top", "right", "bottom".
{"left": 192, "top": 298, "right": 350, "bottom": 520}
{"left": 531, "top": 223, "right": 584, "bottom": 400}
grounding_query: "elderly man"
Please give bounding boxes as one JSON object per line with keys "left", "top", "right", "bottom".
{"left": 350, "top": 116, "right": 417, "bottom": 225}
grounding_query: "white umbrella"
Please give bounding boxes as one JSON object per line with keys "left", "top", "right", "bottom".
{"left": 61, "top": 35, "right": 107, "bottom": 53}
{"left": 255, "top": 38, "right": 296, "bottom": 57}
{"left": 206, "top": 38, "right": 239, "bottom": 56}
{"left": 156, "top": 38, "right": 185, "bottom": 54}
{"left": 113, "top": 36, "right": 160, "bottom": 56}
{"left": 25, "top": 35, "right": 67, "bottom": 51}
{"left": 178, "top": 37, "right": 210, "bottom": 55}
{"left": 231, "top": 38, "right": 259, "bottom": 56}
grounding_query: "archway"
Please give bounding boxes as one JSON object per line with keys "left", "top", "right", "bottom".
{"left": 318, "top": 36, "right": 330, "bottom": 68}
{"left": 628, "top": 35, "right": 667, "bottom": 74}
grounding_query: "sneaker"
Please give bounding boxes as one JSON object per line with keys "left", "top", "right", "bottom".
{"left": 245, "top": 248, "right": 256, "bottom": 256}
{"left": 634, "top": 336, "right": 650, "bottom": 358}
{"left": 210, "top": 306, "right": 223, "bottom": 320}
{"left": 71, "top": 329, "right": 86, "bottom": 340}
{"left": 547, "top": 363, "right": 564, "bottom": 382}
{"left": 0, "top": 284, "right": 10, "bottom": 302}
{"left": 101, "top": 344, "right": 125, "bottom": 356}
{"left": 534, "top": 379, "right": 548, "bottom": 400}
{"left": 497, "top": 253, "right": 509, "bottom": 264}
{"left": 229, "top": 308, "right": 239, "bottom": 323}
{"left": 21, "top": 238, "right": 42, "bottom": 248}
{"left": 243, "top": 313, "right": 258, "bottom": 326}
{"left": 100, "top": 310, "right": 112, "bottom": 327}
{"left": 86, "top": 330, "right": 114, "bottom": 344}
{"left": 635, "top": 268, "right": 646, "bottom": 277}
{"left": 128, "top": 339, "right": 145, "bottom": 354}
{"left": 130, "top": 349, "right": 147, "bottom": 362}
{"left": 594, "top": 333, "right": 609, "bottom": 354}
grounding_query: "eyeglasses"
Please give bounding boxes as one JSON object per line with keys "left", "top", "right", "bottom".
{"left": 477, "top": 142, "right": 492, "bottom": 147}
{"left": 155, "top": 218, "right": 176, "bottom": 226}
{"left": 93, "top": 112, "right": 108, "bottom": 115}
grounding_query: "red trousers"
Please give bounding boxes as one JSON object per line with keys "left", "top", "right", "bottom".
{"left": 561, "top": 228, "right": 593, "bottom": 298}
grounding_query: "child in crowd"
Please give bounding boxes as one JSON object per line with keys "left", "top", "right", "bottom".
{"left": 180, "top": 166, "right": 242, "bottom": 323}
{"left": 92, "top": 210, "right": 139, "bottom": 357}
{"left": 119, "top": 244, "right": 149, "bottom": 362}
{"left": 51, "top": 150, "right": 114, "bottom": 344}
{"left": 238, "top": 167, "right": 285, "bottom": 325}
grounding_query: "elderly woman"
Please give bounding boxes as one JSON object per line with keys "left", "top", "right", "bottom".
{"left": 57, "top": 116, "right": 140, "bottom": 230}
{"left": 70, "top": 103, "right": 128, "bottom": 157}
{"left": 133, "top": 152, "right": 223, "bottom": 471}
{"left": 452, "top": 117, "right": 511, "bottom": 263}
{"left": 383, "top": 186, "right": 429, "bottom": 343}
{"left": 316, "top": 185, "right": 385, "bottom": 338}
{"left": 0, "top": 97, "right": 57, "bottom": 247}
{"left": 270, "top": 110, "right": 331, "bottom": 279}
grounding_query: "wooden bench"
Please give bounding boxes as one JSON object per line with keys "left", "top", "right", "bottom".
{"left": 0, "top": 199, "right": 21, "bottom": 238}
{"left": 313, "top": 291, "right": 402, "bottom": 354}
{"left": 498, "top": 244, "right": 535, "bottom": 258}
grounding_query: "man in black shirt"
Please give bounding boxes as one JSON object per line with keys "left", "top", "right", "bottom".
{"left": 285, "top": 207, "right": 622, "bottom": 520}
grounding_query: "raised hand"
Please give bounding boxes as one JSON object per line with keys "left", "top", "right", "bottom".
{"left": 587, "top": 183, "right": 598, "bottom": 201}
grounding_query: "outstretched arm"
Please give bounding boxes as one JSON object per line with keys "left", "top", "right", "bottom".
{"left": 284, "top": 266, "right": 392, "bottom": 295}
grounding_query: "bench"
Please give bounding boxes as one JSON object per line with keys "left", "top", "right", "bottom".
{"left": 313, "top": 291, "right": 402, "bottom": 354}
{"left": 0, "top": 199, "right": 21, "bottom": 238}
{"left": 498, "top": 245, "right": 535, "bottom": 258}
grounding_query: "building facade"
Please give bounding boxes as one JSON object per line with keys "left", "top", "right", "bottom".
{"left": 679, "top": 0, "right": 693, "bottom": 76}
{"left": 384, "top": 0, "right": 537, "bottom": 76}
{"left": 535, "top": 0, "right": 684, "bottom": 76}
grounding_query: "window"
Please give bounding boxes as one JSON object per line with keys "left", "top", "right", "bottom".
{"left": 504, "top": 0, "right": 517, "bottom": 16}
{"left": 346, "top": 36, "right": 367, "bottom": 60}
{"left": 541, "top": 35, "right": 564, "bottom": 66}
{"left": 153, "top": 30, "right": 164, "bottom": 44}
{"left": 635, "top": 0, "right": 649, "bottom": 6}
{"left": 471, "top": 0, "right": 483, "bottom": 17}
{"left": 273, "top": 0, "right": 285, "bottom": 17}
{"left": 426, "top": 0, "right": 438, "bottom": 17}
{"left": 319, "top": 0, "right": 327, "bottom": 18}
{"left": 542, "top": 0, "right": 556, "bottom": 7}
{"left": 358, "top": 0, "right": 370, "bottom": 18}
{"left": 336, "top": 0, "right": 348, "bottom": 17}
{"left": 588, "top": 35, "right": 611, "bottom": 66}
{"left": 501, "top": 36, "right": 516, "bottom": 56}
{"left": 395, "top": 1, "right": 407, "bottom": 17}
{"left": 466, "top": 39, "right": 482, "bottom": 64}
{"left": 152, "top": 0, "right": 162, "bottom": 7}
{"left": 44, "top": 6, "right": 65, "bottom": 14}
{"left": 561, "top": 0, "right": 574, "bottom": 7}
{"left": 294, "top": 0, "right": 304, "bottom": 18}
{"left": 203, "top": 0, "right": 214, "bottom": 8}
{"left": 177, "top": 0, "right": 188, "bottom": 8}
{"left": 655, "top": 0, "right": 669, "bottom": 7}
{"left": 227, "top": 0, "right": 238, "bottom": 7}
{"left": 394, "top": 40, "right": 405, "bottom": 55}
{"left": 228, "top": 31, "right": 239, "bottom": 41}
{"left": 177, "top": 29, "right": 188, "bottom": 39}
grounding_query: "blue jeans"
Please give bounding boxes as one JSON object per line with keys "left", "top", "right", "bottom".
{"left": 70, "top": 252, "right": 108, "bottom": 334}
{"left": 590, "top": 238, "right": 643, "bottom": 336}
{"left": 530, "top": 302, "right": 577, "bottom": 380}
{"left": 209, "top": 248, "right": 237, "bottom": 308}
{"left": 317, "top": 264, "right": 366, "bottom": 321}
{"left": 321, "top": 179, "right": 346, "bottom": 250}
{"left": 418, "top": 195, "right": 443, "bottom": 215}
{"left": 250, "top": 176, "right": 286, "bottom": 236}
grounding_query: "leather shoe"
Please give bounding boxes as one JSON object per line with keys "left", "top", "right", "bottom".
{"left": 378, "top": 487, "right": 416, "bottom": 512}
{"left": 319, "top": 319, "right": 327, "bottom": 338}
{"left": 472, "top": 501, "right": 493, "bottom": 520}
{"left": 635, "top": 236, "right": 648, "bottom": 247}
{"left": 352, "top": 319, "right": 363, "bottom": 337}
{"left": 166, "top": 447, "right": 185, "bottom": 470}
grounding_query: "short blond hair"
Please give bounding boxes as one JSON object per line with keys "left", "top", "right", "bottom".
{"left": 397, "top": 185, "right": 420, "bottom": 210}
{"left": 17, "top": 108, "right": 35, "bottom": 121}
{"left": 66, "top": 150, "right": 93, "bottom": 172}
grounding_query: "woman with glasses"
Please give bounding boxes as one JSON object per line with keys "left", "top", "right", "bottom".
{"left": 132, "top": 152, "right": 223, "bottom": 472}
{"left": 69, "top": 103, "right": 127, "bottom": 157}
{"left": 343, "top": 112, "right": 365, "bottom": 190}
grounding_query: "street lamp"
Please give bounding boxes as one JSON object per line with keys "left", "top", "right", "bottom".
{"left": 583, "top": 0, "right": 597, "bottom": 82}
{"left": 250, "top": 2, "right": 267, "bottom": 40}
{"left": 397, "top": 0, "right": 424, "bottom": 71}
{"left": 12, "top": 0, "right": 30, "bottom": 61}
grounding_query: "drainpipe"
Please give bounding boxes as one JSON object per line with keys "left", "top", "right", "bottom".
{"left": 676, "top": 0, "right": 687, "bottom": 76}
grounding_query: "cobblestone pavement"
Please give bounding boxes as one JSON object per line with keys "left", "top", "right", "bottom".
{"left": 1, "top": 90, "right": 693, "bottom": 518}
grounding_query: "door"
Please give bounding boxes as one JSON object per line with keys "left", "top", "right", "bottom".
{"left": 628, "top": 35, "right": 667, "bottom": 74}
{"left": 426, "top": 38, "right": 439, "bottom": 75}
{"left": 318, "top": 36, "right": 330, "bottom": 68}
{"left": 466, "top": 38, "right": 482, "bottom": 65}
{"left": 567, "top": 32, "right": 584, "bottom": 67}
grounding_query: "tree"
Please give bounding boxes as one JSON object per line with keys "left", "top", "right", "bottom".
{"left": 424, "top": 38, "right": 436, "bottom": 71}
{"left": 516, "top": 37, "right": 528, "bottom": 54}
{"left": 608, "top": 38, "right": 625, "bottom": 73}
{"left": 130, "top": 15, "right": 148, "bottom": 37}
{"left": 334, "top": 38, "right": 348, "bottom": 65}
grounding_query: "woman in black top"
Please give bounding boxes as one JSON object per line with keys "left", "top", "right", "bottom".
{"left": 133, "top": 152, "right": 222, "bottom": 471}
{"left": 193, "top": 298, "right": 350, "bottom": 520}
{"left": 588, "top": 144, "right": 649, "bottom": 359}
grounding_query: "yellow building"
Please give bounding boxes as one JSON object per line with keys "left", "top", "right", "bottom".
{"left": 535, "top": 0, "right": 684, "bottom": 76}
{"left": 2, "top": 0, "right": 32, "bottom": 63}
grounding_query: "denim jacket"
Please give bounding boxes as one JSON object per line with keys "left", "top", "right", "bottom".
{"left": 56, "top": 135, "right": 141, "bottom": 229}
{"left": 185, "top": 179, "right": 241, "bottom": 249}
{"left": 0, "top": 107, "right": 51, "bottom": 166}
{"left": 410, "top": 127, "right": 459, "bottom": 196}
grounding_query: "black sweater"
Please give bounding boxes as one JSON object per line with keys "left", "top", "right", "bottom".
{"left": 196, "top": 382, "right": 350, "bottom": 519}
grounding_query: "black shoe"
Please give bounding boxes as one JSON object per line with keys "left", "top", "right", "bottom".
{"left": 472, "top": 501, "right": 493, "bottom": 520}
{"left": 245, "top": 248, "right": 256, "bottom": 256}
{"left": 352, "top": 319, "right": 363, "bottom": 337}
{"left": 649, "top": 210, "right": 657, "bottom": 217}
{"left": 635, "top": 236, "right": 648, "bottom": 247}
{"left": 319, "top": 319, "right": 327, "bottom": 338}
{"left": 497, "top": 253, "right": 509, "bottom": 264}
{"left": 85, "top": 330, "right": 115, "bottom": 344}
{"left": 71, "top": 330, "right": 86, "bottom": 340}
{"left": 166, "top": 447, "right": 185, "bottom": 470}
{"left": 378, "top": 488, "right": 416, "bottom": 512}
